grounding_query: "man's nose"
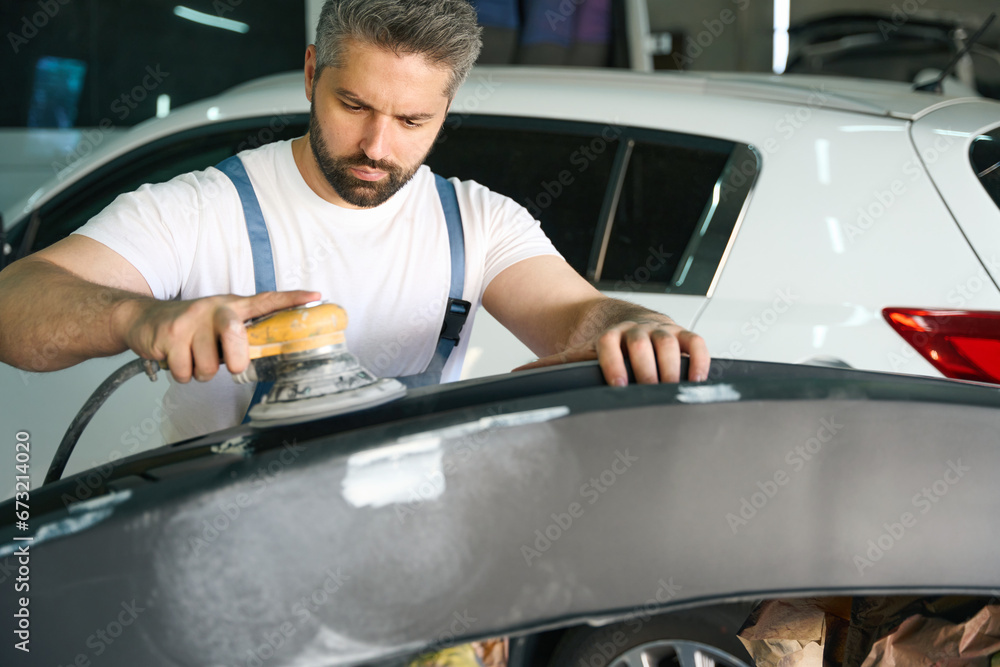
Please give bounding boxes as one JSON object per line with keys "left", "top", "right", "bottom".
{"left": 360, "top": 115, "right": 392, "bottom": 162}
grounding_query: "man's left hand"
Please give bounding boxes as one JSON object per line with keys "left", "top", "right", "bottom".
{"left": 514, "top": 318, "right": 710, "bottom": 385}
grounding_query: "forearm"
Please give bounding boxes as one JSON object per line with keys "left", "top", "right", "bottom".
{"left": 565, "top": 297, "right": 675, "bottom": 351}
{"left": 0, "top": 257, "right": 150, "bottom": 372}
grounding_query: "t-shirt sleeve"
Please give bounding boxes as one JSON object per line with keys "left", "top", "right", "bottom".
{"left": 459, "top": 179, "right": 563, "bottom": 291}
{"left": 72, "top": 171, "right": 226, "bottom": 300}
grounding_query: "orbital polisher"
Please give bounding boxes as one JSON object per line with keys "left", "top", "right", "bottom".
{"left": 230, "top": 302, "right": 406, "bottom": 425}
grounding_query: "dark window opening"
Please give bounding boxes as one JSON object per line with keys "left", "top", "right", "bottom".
{"left": 427, "top": 116, "right": 619, "bottom": 275}
{"left": 971, "top": 129, "right": 1000, "bottom": 210}
{"left": 599, "top": 140, "right": 731, "bottom": 291}
{"left": 427, "top": 116, "right": 758, "bottom": 296}
{"left": 595, "top": 137, "right": 758, "bottom": 296}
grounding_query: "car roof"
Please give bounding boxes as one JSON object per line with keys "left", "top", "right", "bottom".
{"left": 221, "top": 67, "right": 975, "bottom": 119}
{"left": 221, "top": 66, "right": 979, "bottom": 119}
{"left": 3, "top": 66, "right": 984, "bottom": 225}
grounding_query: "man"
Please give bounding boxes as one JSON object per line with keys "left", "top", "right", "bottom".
{"left": 0, "top": 0, "right": 709, "bottom": 443}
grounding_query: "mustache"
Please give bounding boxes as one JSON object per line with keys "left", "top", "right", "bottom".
{"left": 338, "top": 152, "right": 399, "bottom": 173}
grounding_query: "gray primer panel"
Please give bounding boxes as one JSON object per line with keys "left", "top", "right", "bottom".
{"left": 2, "top": 398, "right": 998, "bottom": 665}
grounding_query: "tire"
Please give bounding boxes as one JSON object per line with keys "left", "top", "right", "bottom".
{"left": 546, "top": 603, "right": 755, "bottom": 667}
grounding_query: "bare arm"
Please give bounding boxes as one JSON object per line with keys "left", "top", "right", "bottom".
{"left": 482, "top": 255, "right": 710, "bottom": 384}
{"left": 0, "top": 236, "right": 319, "bottom": 382}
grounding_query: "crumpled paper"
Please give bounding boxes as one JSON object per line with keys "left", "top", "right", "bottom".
{"left": 861, "top": 605, "right": 1000, "bottom": 667}
{"left": 738, "top": 599, "right": 1000, "bottom": 667}
{"left": 737, "top": 598, "right": 852, "bottom": 667}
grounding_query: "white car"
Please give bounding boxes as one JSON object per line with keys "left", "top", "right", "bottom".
{"left": 3, "top": 67, "right": 1000, "bottom": 490}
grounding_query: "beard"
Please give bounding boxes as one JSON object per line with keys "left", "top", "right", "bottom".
{"left": 308, "top": 106, "right": 425, "bottom": 208}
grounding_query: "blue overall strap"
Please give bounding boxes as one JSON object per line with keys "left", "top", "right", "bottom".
{"left": 214, "top": 156, "right": 275, "bottom": 421}
{"left": 216, "top": 156, "right": 277, "bottom": 294}
{"left": 397, "top": 175, "right": 471, "bottom": 388}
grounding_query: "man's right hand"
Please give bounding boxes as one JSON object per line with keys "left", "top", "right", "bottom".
{"left": 0, "top": 235, "right": 321, "bottom": 379}
{"left": 116, "top": 291, "right": 322, "bottom": 383}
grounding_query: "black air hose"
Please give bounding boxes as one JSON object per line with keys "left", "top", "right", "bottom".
{"left": 44, "top": 358, "right": 157, "bottom": 484}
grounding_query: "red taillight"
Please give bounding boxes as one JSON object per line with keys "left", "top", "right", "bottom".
{"left": 882, "top": 308, "right": 1000, "bottom": 384}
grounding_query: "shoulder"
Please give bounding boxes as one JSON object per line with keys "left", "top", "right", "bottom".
{"left": 224, "top": 139, "right": 292, "bottom": 188}
{"left": 233, "top": 138, "right": 291, "bottom": 171}
{"left": 101, "top": 166, "right": 233, "bottom": 214}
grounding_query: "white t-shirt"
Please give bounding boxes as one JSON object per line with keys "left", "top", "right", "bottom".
{"left": 74, "top": 139, "right": 560, "bottom": 441}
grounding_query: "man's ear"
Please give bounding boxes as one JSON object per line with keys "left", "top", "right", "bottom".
{"left": 304, "top": 44, "right": 317, "bottom": 102}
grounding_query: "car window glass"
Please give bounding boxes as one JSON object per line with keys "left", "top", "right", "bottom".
{"left": 426, "top": 117, "right": 618, "bottom": 275}
{"left": 596, "top": 135, "right": 758, "bottom": 296}
{"left": 15, "top": 117, "right": 307, "bottom": 254}
{"left": 971, "top": 129, "right": 1000, "bottom": 210}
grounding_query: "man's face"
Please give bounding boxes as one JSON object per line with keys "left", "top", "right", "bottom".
{"left": 305, "top": 39, "right": 452, "bottom": 208}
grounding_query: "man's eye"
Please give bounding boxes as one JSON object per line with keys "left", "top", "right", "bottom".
{"left": 402, "top": 119, "right": 424, "bottom": 129}
{"left": 343, "top": 102, "right": 364, "bottom": 112}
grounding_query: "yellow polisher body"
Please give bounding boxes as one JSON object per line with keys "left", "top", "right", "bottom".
{"left": 246, "top": 302, "right": 349, "bottom": 360}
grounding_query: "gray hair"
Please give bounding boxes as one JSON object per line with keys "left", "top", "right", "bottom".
{"left": 314, "top": 0, "right": 483, "bottom": 99}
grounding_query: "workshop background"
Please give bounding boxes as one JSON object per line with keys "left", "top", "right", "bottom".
{"left": 3, "top": 6, "right": 1000, "bottom": 664}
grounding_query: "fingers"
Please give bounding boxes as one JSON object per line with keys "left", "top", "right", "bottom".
{"left": 202, "top": 291, "right": 320, "bottom": 378}
{"left": 165, "top": 345, "right": 193, "bottom": 384}
{"left": 680, "top": 330, "right": 711, "bottom": 382}
{"left": 597, "top": 328, "right": 628, "bottom": 387}
{"left": 216, "top": 307, "right": 249, "bottom": 375}
{"left": 128, "top": 291, "right": 321, "bottom": 383}
{"left": 191, "top": 325, "right": 221, "bottom": 382}
{"left": 216, "top": 291, "right": 319, "bottom": 375}
{"left": 622, "top": 323, "right": 710, "bottom": 384}
{"left": 650, "top": 328, "right": 681, "bottom": 383}
{"left": 573, "top": 322, "right": 711, "bottom": 386}
{"left": 238, "top": 290, "right": 321, "bottom": 320}
{"left": 514, "top": 322, "right": 694, "bottom": 387}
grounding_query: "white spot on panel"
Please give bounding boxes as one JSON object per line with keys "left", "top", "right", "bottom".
{"left": 677, "top": 384, "right": 741, "bottom": 404}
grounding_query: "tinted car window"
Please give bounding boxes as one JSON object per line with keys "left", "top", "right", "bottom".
{"left": 426, "top": 116, "right": 619, "bottom": 275}
{"left": 427, "top": 116, "right": 758, "bottom": 294}
{"left": 599, "top": 137, "right": 731, "bottom": 292}
{"left": 10, "top": 116, "right": 307, "bottom": 255}
{"left": 595, "top": 136, "right": 758, "bottom": 296}
{"left": 971, "top": 129, "right": 1000, "bottom": 210}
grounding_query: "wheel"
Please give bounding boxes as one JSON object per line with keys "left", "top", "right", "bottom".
{"left": 546, "top": 603, "right": 755, "bottom": 667}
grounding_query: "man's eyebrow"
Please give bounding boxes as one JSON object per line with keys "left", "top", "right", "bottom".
{"left": 334, "top": 88, "right": 438, "bottom": 121}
